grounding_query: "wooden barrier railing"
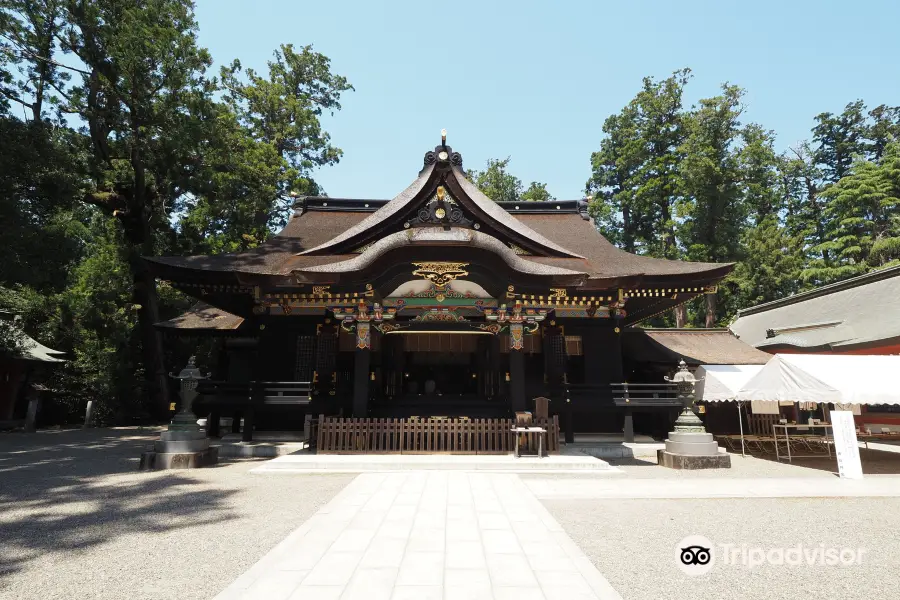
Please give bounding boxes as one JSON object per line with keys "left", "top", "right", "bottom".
{"left": 316, "top": 415, "right": 560, "bottom": 455}
{"left": 748, "top": 413, "right": 780, "bottom": 435}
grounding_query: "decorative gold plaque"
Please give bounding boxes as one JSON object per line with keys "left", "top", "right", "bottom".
{"left": 411, "top": 262, "right": 469, "bottom": 287}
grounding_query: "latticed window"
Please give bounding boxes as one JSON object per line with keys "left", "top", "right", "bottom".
{"left": 315, "top": 329, "right": 337, "bottom": 375}
{"left": 548, "top": 331, "right": 568, "bottom": 369}
{"left": 294, "top": 335, "right": 316, "bottom": 382}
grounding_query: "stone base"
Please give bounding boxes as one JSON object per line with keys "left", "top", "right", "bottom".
{"left": 154, "top": 430, "right": 210, "bottom": 453}
{"left": 664, "top": 431, "right": 721, "bottom": 456}
{"left": 139, "top": 447, "right": 218, "bottom": 470}
{"left": 657, "top": 449, "right": 731, "bottom": 470}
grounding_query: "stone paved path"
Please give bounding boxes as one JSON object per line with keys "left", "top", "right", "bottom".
{"left": 213, "top": 472, "right": 622, "bottom": 600}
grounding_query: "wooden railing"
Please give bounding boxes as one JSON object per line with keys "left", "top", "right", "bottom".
{"left": 610, "top": 382, "right": 682, "bottom": 407}
{"left": 196, "top": 380, "right": 313, "bottom": 405}
{"left": 197, "top": 380, "right": 312, "bottom": 441}
{"left": 316, "top": 415, "right": 560, "bottom": 455}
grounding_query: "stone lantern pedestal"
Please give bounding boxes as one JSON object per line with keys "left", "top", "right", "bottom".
{"left": 139, "top": 357, "right": 218, "bottom": 470}
{"left": 657, "top": 360, "right": 730, "bottom": 470}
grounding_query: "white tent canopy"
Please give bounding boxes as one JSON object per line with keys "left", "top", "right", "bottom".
{"left": 695, "top": 365, "right": 764, "bottom": 402}
{"left": 734, "top": 354, "right": 900, "bottom": 406}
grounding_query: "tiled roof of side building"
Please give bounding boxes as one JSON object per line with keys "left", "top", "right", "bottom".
{"left": 730, "top": 265, "right": 900, "bottom": 350}
{"left": 623, "top": 328, "right": 772, "bottom": 365}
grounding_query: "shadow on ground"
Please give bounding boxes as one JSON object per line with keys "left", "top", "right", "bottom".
{"left": 0, "top": 428, "right": 242, "bottom": 579}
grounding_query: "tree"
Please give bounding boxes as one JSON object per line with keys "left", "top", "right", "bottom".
{"left": 867, "top": 104, "right": 900, "bottom": 161}
{"left": 586, "top": 105, "right": 645, "bottom": 250}
{"left": 0, "top": 2, "right": 353, "bottom": 422}
{"left": 588, "top": 69, "right": 692, "bottom": 260}
{"left": 812, "top": 100, "right": 869, "bottom": 184}
{"left": 467, "top": 157, "right": 523, "bottom": 202}
{"left": 520, "top": 181, "right": 555, "bottom": 202}
{"left": 176, "top": 102, "right": 283, "bottom": 254}
{"left": 218, "top": 43, "right": 353, "bottom": 233}
{"left": 728, "top": 216, "right": 804, "bottom": 312}
{"left": 0, "top": 0, "right": 72, "bottom": 123}
{"left": 54, "top": 0, "right": 218, "bottom": 413}
{"left": 676, "top": 84, "right": 747, "bottom": 326}
{"left": 804, "top": 143, "right": 900, "bottom": 283}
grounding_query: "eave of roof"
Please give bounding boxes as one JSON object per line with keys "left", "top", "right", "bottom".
{"left": 155, "top": 303, "right": 245, "bottom": 332}
{"left": 623, "top": 327, "right": 771, "bottom": 365}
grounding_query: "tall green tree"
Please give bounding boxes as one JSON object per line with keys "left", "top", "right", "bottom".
{"left": 728, "top": 216, "right": 804, "bottom": 312}
{"left": 586, "top": 104, "right": 645, "bottom": 250}
{"left": 867, "top": 104, "right": 900, "bottom": 160}
{"left": 588, "top": 69, "right": 692, "bottom": 259}
{"left": 57, "top": 0, "right": 216, "bottom": 412}
{"left": 812, "top": 100, "right": 869, "bottom": 184}
{"left": 676, "top": 84, "right": 747, "bottom": 326}
{"left": 218, "top": 43, "right": 353, "bottom": 233}
{"left": 0, "top": 0, "right": 71, "bottom": 122}
{"left": 804, "top": 143, "right": 900, "bottom": 283}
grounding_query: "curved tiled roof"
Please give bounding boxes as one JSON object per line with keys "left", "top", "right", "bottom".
{"left": 514, "top": 213, "right": 732, "bottom": 282}
{"left": 296, "top": 227, "right": 587, "bottom": 283}
{"left": 146, "top": 143, "right": 732, "bottom": 289}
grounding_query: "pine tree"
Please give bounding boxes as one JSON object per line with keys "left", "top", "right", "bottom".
{"left": 804, "top": 143, "right": 900, "bottom": 283}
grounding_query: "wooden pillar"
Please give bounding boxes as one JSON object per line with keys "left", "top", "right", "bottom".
{"left": 509, "top": 323, "right": 526, "bottom": 413}
{"left": 352, "top": 322, "right": 371, "bottom": 417}
{"left": 490, "top": 334, "right": 501, "bottom": 399}
{"left": 564, "top": 395, "right": 574, "bottom": 444}
{"left": 242, "top": 383, "right": 260, "bottom": 442}
{"left": 623, "top": 407, "right": 634, "bottom": 443}
{"left": 207, "top": 409, "right": 220, "bottom": 438}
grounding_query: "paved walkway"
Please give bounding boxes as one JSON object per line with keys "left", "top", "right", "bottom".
{"left": 213, "top": 472, "right": 622, "bottom": 600}
{"left": 251, "top": 453, "right": 615, "bottom": 473}
{"left": 524, "top": 475, "right": 900, "bottom": 499}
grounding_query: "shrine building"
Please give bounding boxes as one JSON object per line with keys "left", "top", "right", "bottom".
{"left": 149, "top": 134, "right": 735, "bottom": 450}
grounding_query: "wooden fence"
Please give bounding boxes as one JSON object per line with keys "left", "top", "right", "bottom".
{"left": 316, "top": 415, "right": 560, "bottom": 455}
{"left": 748, "top": 413, "right": 780, "bottom": 435}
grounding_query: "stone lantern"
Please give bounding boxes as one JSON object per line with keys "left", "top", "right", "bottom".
{"left": 139, "top": 356, "right": 218, "bottom": 470}
{"left": 657, "top": 360, "right": 730, "bottom": 469}
{"left": 668, "top": 360, "right": 706, "bottom": 433}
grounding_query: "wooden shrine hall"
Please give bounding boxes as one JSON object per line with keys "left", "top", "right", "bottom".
{"left": 149, "top": 133, "right": 734, "bottom": 452}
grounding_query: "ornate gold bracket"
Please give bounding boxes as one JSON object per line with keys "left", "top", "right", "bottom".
{"left": 411, "top": 262, "right": 469, "bottom": 287}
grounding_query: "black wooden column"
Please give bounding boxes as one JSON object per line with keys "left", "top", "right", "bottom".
{"left": 582, "top": 321, "right": 626, "bottom": 438}
{"left": 352, "top": 321, "right": 371, "bottom": 417}
{"left": 509, "top": 322, "right": 526, "bottom": 413}
{"left": 623, "top": 406, "right": 635, "bottom": 443}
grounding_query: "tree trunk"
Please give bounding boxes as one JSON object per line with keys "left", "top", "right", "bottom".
{"left": 622, "top": 205, "right": 635, "bottom": 253}
{"left": 674, "top": 304, "right": 687, "bottom": 327}
{"left": 130, "top": 251, "right": 172, "bottom": 417}
{"left": 705, "top": 293, "right": 717, "bottom": 328}
{"left": 128, "top": 135, "right": 172, "bottom": 417}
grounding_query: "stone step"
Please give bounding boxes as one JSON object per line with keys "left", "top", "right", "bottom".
{"left": 214, "top": 441, "right": 309, "bottom": 457}
{"left": 251, "top": 453, "right": 616, "bottom": 474}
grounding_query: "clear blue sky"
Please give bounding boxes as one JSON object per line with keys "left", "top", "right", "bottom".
{"left": 195, "top": 0, "right": 899, "bottom": 200}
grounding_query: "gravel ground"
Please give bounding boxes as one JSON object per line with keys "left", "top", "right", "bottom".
{"left": 0, "top": 428, "right": 354, "bottom": 600}
{"left": 542, "top": 496, "right": 900, "bottom": 600}
{"left": 545, "top": 448, "right": 900, "bottom": 479}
